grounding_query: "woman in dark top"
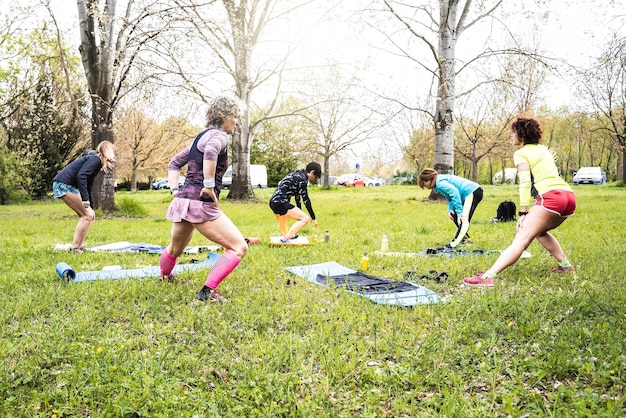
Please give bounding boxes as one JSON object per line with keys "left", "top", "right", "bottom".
{"left": 269, "top": 163, "right": 321, "bottom": 242}
{"left": 52, "top": 140, "right": 116, "bottom": 253}
{"left": 160, "top": 96, "right": 247, "bottom": 303}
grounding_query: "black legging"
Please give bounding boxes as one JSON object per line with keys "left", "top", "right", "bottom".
{"left": 450, "top": 187, "right": 484, "bottom": 246}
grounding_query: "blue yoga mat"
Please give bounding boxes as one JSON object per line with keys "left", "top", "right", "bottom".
{"left": 285, "top": 261, "right": 443, "bottom": 307}
{"left": 55, "top": 252, "right": 220, "bottom": 283}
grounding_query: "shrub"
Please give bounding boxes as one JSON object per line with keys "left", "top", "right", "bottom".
{"left": 115, "top": 196, "right": 148, "bottom": 217}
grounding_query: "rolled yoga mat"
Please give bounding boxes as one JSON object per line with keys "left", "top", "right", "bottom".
{"left": 55, "top": 252, "right": 220, "bottom": 283}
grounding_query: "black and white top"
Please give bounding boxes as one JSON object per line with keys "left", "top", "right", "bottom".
{"left": 270, "top": 169, "right": 316, "bottom": 220}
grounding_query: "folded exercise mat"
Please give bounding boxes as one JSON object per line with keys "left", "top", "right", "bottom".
{"left": 285, "top": 261, "right": 443, "bottom": 307}
{"left": 54, "top": 242, "right": 221, "bottom": 254}
{"left": 373, "top": 249, "right": 531, "bottom": 258}
{"left": 55, "top": 252, "right": 220, "bottom": 283}
{"left": 270, "top": 236, "right": 310, "bottom": 246}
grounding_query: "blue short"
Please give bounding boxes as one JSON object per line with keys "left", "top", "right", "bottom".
{"left": 53, "top": 181, "right": 79, "bottom": 199}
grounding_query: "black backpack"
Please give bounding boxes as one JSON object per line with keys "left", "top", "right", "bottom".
{"left": 495, "top": 200, "right": 516, "bottom": 222}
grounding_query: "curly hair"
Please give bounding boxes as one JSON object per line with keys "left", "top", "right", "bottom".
{"left": 206, "top": 96, "right": 240, "bottom": 127}
{"left": 511, "top": 116, "right": 542, "bottom": 145}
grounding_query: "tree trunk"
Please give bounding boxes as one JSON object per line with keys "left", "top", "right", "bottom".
{"left": 433, "top": 3, "right": 457, "bottom": 176}
{"left": 621, "top": 148, "right": 626, "bottom": 182}
{"left": 227, "top": 131, "right": 255, "bottom": 200}
{"left": 430, "top": 2, "right": 458, "bottom": 201}
{"left": 78, "top": 0, "right": 118, "bottom": 212}
{"left": 322, "top": 154, "right": 331, "bottom": 190}
{"left": 92, "top": 125, "right": 116, "bottom": 211}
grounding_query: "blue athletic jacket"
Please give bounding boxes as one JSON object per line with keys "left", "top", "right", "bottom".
{"left": 434, "top": 174, "right": 480, "bottom": 216}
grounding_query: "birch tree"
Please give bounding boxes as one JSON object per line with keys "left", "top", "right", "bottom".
{"left": 382, "top": 0, "right": 504, "bottom": 181}
{"left": 165, "top": 0, "right": 279, "bottom": 200}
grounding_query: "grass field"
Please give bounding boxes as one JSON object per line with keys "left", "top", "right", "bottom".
{"left": 0, "top": 184, "right": 624, "bottom": 417}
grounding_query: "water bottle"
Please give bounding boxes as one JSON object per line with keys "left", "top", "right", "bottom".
{"left": 324, "top": 230, "right": 329, "bottom": 243}
{"left": 360, "top": 253, "right": 369, "bottom": 271}
{"left": 381, "top": 235, "right": 389, "bottom": 252}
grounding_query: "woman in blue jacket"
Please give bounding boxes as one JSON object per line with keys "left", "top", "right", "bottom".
{"left": 52, "top": 141, "right": 116, "bottom": 253}
{"left": 418, "top": 168, "right": 483, "bottom": 248}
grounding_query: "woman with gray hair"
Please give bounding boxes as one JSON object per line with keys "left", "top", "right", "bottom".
{"left": 160, "top": 96, "right": 248, "bottom": 302}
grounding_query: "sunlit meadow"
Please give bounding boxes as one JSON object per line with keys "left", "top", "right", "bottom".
{"left": 0, "top": 184, "right": 624, "bottom": 416}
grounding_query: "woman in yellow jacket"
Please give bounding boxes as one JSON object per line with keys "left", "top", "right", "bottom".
{"left": 464, "top": 116, "right": 576, "bottom": 287}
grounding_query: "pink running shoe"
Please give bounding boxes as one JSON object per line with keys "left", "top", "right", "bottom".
{"left": 463, "top": 272, "right": 494, "bottom": 287}
{"left": 548, "top": 265, "right": 575, "bottom": 274}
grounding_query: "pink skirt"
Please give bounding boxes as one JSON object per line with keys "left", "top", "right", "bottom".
{"left": 166, "top": 198, "right": 223, "bottom": 223}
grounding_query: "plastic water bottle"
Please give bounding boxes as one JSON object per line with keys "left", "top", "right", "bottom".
{"left": 324, "top": 230, "right": 329, "bottom": 243}
{"left": 360, "top": 253, "right": 369, "bottom": 271}
{"left": 381, "top": 235, "right": 389, "bottom": 252}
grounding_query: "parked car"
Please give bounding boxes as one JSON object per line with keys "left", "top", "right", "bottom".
{"left": 336, "top": 173, "right": 364, "bottom": 186}
{"left": 151, "top": 176, "right": 185, "bottom": 190}
{"left": 573, "top": 167, "right": 606, "bottom": 185}
{"left": 364, "top": 177, "right": 386, "bottom": 186}
{"left": 222, "top": 165, "right": 268, "bottom": 189}
{"left": 346, "top": 177, "right": 365, "bottom": 187}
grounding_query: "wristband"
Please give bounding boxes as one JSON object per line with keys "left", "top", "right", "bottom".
{"left": 518, "top": 211, "right": 528, "bottom": 216}
{"left": 82, "top": 201, "right": 90, "bottom": 208}
{"left": 203, "top": 178, "right": 215, "bottom": 188}
{"left": 170, "top": 188, "right": 179, "bottom": 194}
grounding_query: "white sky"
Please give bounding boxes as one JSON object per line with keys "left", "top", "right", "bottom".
{"left": 10, "top": 0, "right": 623, "bottom": 108}
{"left": 3, "top": 0, "right": 625, "bottom": 173}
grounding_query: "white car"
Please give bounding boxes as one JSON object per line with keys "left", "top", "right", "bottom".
{"left": 573, "top": 167, "right": 606, "bottom": 185}
{"left": 222, "top": 165, "right": 268, "bottom": 189}
{"left": 364, "top": 177, "right": 386, "bottom": 186}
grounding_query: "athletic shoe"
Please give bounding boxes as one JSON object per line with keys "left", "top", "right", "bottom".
{"left": 280, "top": 234, "right": 299, "bottom": 243}
{"left": 462, "top": 272, "right": 494, "bottom": 287}
{"left": 548, "top": 265, "right": 575, "bottom": 274}
{"left": 68, "top": 247, "right": 83, "bottom": 254}
{"left": 196, "top": 288, "right": 227, "bottom": 303}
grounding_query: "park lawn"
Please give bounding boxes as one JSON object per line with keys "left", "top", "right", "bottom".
{"left": 0, "top": 184, "right": 624, "bottom": 417}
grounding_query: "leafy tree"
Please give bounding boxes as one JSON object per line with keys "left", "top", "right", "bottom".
{"left": 114, "top": 106, "right": 197, "bottom": 191}
{"left": 578, "top": 33, "right": 626, "bottom": 181}
{"left": 0, "top": 23, "right": 84, "bottom": 201}
{"left": 4, "top": 78, "right": 81, "bottom": 198}
{"left": 0, "top": 145, "right": 30, "bottom": 204}
{"left": 250, "top": 98, "right": 309, "bottom": 187}
{"left": 401, "top": 125, "right": 435, "bottom": 175}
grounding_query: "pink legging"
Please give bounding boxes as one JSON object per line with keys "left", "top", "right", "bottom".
{"left": 160, "top": 250, "right": 177, "bottom": 278}
{"left": 204, "top": 250, "right": 241, "bottom": 289}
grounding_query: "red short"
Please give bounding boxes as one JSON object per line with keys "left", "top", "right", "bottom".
{"left": 536, "top": 190, "right": 576, "bottom": 217}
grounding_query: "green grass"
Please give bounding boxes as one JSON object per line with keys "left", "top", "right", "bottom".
{"left": 0, "top": 185, "right": 624, "bottom": 417}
